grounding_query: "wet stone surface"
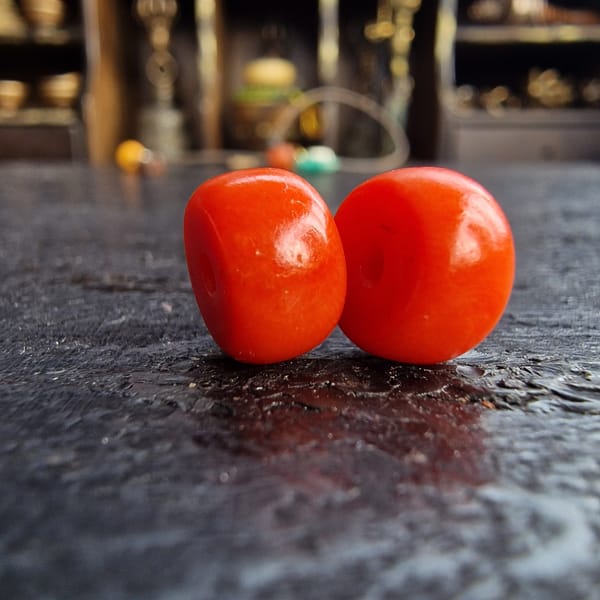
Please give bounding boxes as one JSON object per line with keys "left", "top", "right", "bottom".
{"left": 1, "top": 162, "right": 599, "bottom": 599}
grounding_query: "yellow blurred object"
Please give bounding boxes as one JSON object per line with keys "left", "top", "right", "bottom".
{"left": 115, "top": 139, "right": 167, "bottom": 176}
{"left": 20, "top": 0, "right": 65, "bottom": 29}
{"left": 0, "top": 0, "right": 28, "bottom": 37}
{"left": 115, "top": 139, "right": 147, "bottom": 174}
{"left": 298, "top": 104, "right": 322, "bottom": 140}
{"left": 527, "top": 68, "right": 575, "bottom": 108}
{"left": 242, "top": 57, "right": 297, "bottom": 89}
{"left": 0, "top": 79, "right": 28, "bottom": 112}
{"left": 38, "top": 72, "right": 81, "bottom": 108}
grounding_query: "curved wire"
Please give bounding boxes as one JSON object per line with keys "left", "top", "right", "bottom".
{"left": 268, "top": 86, "right": 411, "bottom": 173}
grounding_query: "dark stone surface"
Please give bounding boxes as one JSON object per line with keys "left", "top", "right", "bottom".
{"left": 1, "top": 161, "right": 599, "bottom": 599}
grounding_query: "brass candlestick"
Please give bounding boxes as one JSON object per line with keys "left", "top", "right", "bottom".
{"left": 365, "top": 0, "right": 421, "bottom": 127}
{"left": 136, "top": 0, "right": 186, "bottom": 160}
{"left": 318, "top": 0, "right": 340, "bottom": 147}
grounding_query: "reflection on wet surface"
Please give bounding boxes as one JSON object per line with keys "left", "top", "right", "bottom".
{"left": 456, "top": 357, "right": 600, "bottom": 413}
{"left": 185, "top": 357, "right": 494, "bottom": 488}
{"left": 3, "top": 162, "right": 600, "bottom": 599}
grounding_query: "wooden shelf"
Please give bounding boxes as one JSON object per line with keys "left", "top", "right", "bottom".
{"left": 455, "top": 23, "right": 600, "bottom": 44}
{"left": 444, "top": 106, "right": 600, "bottom": 126}
{"left": 0, "top": 27, "right": 84, "bottom": 46}
{"left": 0, "top": 1, "right": 132, "bottom": 163}
{"left": 436, "top": 0, "right": 600, "bottom": 160}
{"left": 0, "top": 107, "right": 79, "bottom": 126}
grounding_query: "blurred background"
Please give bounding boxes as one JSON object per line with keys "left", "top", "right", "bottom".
{"left": 0, "top": 0, "right": 599, "bottom": 165}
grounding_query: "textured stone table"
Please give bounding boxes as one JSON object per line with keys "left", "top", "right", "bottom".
{"left": 1, "top": 161, "right": 599, "bottom": 599}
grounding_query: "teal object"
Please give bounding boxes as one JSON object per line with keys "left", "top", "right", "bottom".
{"left": 295, "top": 146, "right": 340, "bottom": 174}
